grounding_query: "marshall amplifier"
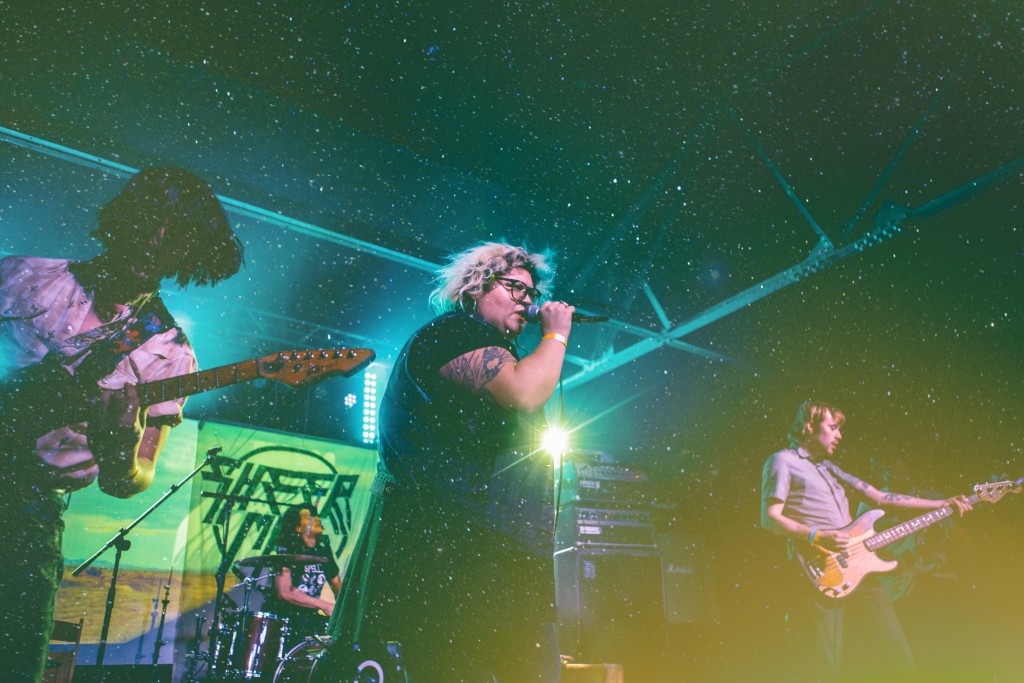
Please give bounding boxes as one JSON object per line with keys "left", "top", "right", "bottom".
{"left": 558, "top": 460, "right": 651, "bottom": 507}
{"left": 555, "top": 506, "right": 656, "bottom": 549}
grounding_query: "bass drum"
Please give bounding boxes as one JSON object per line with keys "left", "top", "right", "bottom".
{"left": 273, "top": 637, "right": 332, "bottom": 683}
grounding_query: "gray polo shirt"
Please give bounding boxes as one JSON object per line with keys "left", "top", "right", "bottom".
{"left": 761, "top": 447, "right": 857, "bottom": 530}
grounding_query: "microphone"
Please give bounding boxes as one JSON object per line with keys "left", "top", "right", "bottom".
{"left": 525, "top": 304, "right": 608, "bottom": 323}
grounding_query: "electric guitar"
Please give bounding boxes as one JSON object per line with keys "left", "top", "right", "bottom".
{"left": 0, "top": 347, "right": 375, "bottom": 451}
{"left": 796, "top": 477, "right": 1023, "bottom": 599}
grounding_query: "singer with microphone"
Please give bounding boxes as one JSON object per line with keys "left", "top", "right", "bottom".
{"left": 320, "top": 241, "right": 571, "bottom": 683}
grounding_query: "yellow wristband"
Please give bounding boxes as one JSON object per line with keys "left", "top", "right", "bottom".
{"left": 542, "top": 333, "right": 568, "bottom": 348}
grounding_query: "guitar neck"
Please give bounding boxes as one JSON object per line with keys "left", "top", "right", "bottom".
{"left": 863, "top": 492, "right": 981, "bottom": 552}
{"left": 0, "top": 348, "right": 373, "bottom": 451}
{"left": 137, "top": 359, "right": 265, "bottom": 407}
{"left": 138, "top": 358, "right": 290, "bottom": 405}
{"left": 134, "top": 348, "right": 374, "bottom": 407}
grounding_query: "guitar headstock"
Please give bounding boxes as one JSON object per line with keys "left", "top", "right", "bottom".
{"left": 974, "top": 477, "right": 1024, "bottom": 505}
{"left": 256, "top": 348, "right": 376, "bottom": 386}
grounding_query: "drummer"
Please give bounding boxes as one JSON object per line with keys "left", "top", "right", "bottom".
{"left": 266, "top": 504, "right": 342, "bottom": 647}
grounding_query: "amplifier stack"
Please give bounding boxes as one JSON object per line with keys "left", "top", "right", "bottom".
{"left": 555, "top": 455, "right": 658, "bottom": 680}
{"left": 554, "top": 454, "right": 716, "bottom": 682}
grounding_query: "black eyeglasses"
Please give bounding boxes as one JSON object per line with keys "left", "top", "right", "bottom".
{"left": 494, "top": 277, "right": 541, "bottom": 303}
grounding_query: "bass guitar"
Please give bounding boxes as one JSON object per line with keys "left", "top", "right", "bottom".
{"left": 0, "top": 347, "right": 375, "bottom": 450}
{"left": 796, "top": 477, "right": 1023, "bottom": 599}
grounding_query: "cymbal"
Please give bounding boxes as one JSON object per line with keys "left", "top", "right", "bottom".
{"left": 235, "top": 553, "right": 327, "bottom": 568}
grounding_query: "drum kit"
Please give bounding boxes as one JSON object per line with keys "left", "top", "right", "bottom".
{"left": 196, "top": 553, "right": 334, "bottom": 682}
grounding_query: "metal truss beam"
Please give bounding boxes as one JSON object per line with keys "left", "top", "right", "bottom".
{"left": 4, "top": 125, "right": 1021, "bottom": 393}
{"left": 560, "top": 147, "right": 1024, "bottom": 390}
{"left": 0, "top": 125, "right": 439, "bottom": 275}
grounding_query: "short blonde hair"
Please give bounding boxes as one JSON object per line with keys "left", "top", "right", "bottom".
{"left": 428, "top": 241, "right": 554, "bottom": 314}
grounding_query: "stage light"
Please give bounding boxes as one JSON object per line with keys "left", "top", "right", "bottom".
{"left": 362, "top": 370, "right": 379, "bottom": 445}
{"left": 542, "top": 426, "right": 569, "bottom": 461}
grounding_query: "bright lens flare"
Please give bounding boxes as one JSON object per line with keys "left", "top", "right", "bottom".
{"left": 542, "top": 426, "right": 569, "bottom": 462}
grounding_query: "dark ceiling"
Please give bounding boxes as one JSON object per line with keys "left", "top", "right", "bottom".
{"left": 2, "top": 0, "right": 1024, "bottom": 462}
{"left": 3, "top": 0, "right": 1023, "bottom": 470}
{"left": 3, "top": 0, "right": 1022, "bottom": 466}
{"left": 3, "top": 0, "right": 1024, "bottom": 676}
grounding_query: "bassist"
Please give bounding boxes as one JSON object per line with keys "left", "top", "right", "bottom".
{"left": 0, "top": 167, "right": 243, "bottom": 681}
{"left": 759, "top": 399, "right": 970, "bottom": 682}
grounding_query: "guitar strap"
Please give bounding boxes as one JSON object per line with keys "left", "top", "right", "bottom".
{"left": 60, "top": 291, "right": 178, "bottom": 386}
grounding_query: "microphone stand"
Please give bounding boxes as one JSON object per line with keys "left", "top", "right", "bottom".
{"left": 72, "top": 447, "right": 221, "bottom": 669}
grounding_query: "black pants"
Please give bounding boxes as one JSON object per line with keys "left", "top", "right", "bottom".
{"left": 322, "top": 481, "right": 561, "bottom": 683}
{"left": 0, "top": 483, "right": 66, "bottom": 682}
{"left": 789, "top": 578, "right": 916, "bottom": 683}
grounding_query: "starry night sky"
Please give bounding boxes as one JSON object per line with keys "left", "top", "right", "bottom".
{"left": 2, "top": 1, "right": 1023, "bottom": 679}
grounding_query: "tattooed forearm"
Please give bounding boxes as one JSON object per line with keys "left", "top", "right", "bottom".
{"left": 441, "top": 347, "right": 515, "bottom": 392}
{"left": 881, "top": 492, "right": 913, "bottom": 504}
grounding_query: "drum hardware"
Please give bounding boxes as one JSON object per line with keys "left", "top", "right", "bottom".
{"left": 200, "top": 489, "right": 269, "bottom": 678}
{"left": 180, "top": 614, "right": 208, "bottom": 683}
{"left": 210, "top": 560, "right": 283, "bottom": 679}
{"left": 273, "top": 637, "right": 334, "bottom": 683}
{"left": 148, "top": 576, "right": 173, "bottom": 682}
{"left": 272, "top": 639, "right": 410, "bottom": 683}
{"left": 230, "top": 572, "right": 277, "bottom": 590}
{"left": 235, "top": 553, "right": 328, "bottom": 568}
{"left": 213, "top": 610, "right": 291, "bottom": 680}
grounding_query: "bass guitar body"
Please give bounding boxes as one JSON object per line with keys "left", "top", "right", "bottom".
{"left": 796, "top": 509, "right": 897, "bottom": 599}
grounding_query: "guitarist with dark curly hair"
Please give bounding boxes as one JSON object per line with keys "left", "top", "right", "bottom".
{"left": 0, "top": 166, "right": 243, "bottom": 681}
{"left": 760, "top": 400, "right": 971, "bottom": 682}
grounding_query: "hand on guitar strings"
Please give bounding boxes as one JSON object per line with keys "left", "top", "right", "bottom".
{"left": 87, "top": 383, "right": 147, "bottom": 483}
{"left": 814, "top": 529, "right": 853, "bottom": 552}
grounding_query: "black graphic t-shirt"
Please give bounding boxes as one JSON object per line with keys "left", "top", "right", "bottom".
{"left": 264, "top": 534, "right": 340, "bottom": 623}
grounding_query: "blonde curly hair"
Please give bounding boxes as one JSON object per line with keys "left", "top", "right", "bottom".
{"left": 428, "top": 241, "right": 555, "bottom": 314}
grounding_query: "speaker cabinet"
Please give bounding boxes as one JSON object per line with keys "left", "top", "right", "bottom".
{"left": 555, "top": 547, "right": 664, "bottom": 680}
{"left": 657, "top": 531, "right": 719, "bottom": 625}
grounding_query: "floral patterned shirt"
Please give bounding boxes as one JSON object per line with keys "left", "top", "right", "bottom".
{"left": 0, "top": 256, "right": 196, "bottom": 490}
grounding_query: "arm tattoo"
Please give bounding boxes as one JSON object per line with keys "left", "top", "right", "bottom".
{"left": 441, "top": 346, "right": 515, "bottom": 393}
{"left": 881, "top": 492, "right": 913, "bottom": 504}
{"left": 831, "top": 466, "right": 870, "bottom": 493}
